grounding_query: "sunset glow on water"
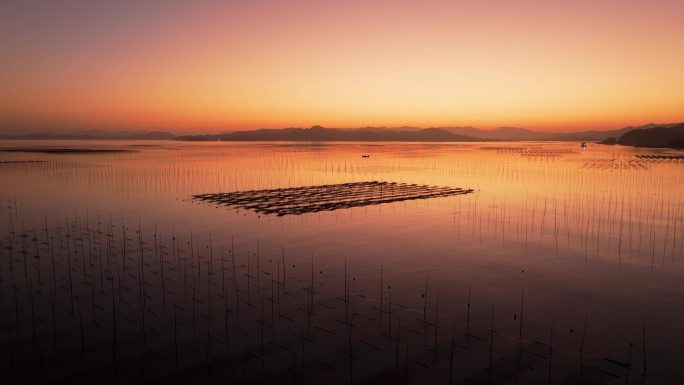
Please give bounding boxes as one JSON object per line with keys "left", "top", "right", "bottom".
{"left": 1, "top": 141, "right": 684, "bottom": 383}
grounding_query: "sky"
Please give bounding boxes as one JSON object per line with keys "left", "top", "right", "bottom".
{"left": 1, "top": 0, "right": 683, "bottom": 133}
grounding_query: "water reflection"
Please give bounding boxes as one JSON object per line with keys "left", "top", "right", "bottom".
{"left": 0, "top": 140, "right": 683, "bottom": 383}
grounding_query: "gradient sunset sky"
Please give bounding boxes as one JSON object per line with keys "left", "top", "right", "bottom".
{"left": 1, "top": 0, "right": 683, "bottom": 133}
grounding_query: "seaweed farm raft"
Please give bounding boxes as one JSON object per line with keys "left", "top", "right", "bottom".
{"left": 193, "top": 181, "right": 474, "bottom": 216}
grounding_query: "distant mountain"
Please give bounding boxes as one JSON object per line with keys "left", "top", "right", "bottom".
{"left": 438, "top": 126, "right": 552, "bottom": 140}
{"left": 3, "top": 123, "right": 683, "bottom": 143}
{"left": 175, "top": 123, "right": 684, "bottom": 142}
{"left": 600, "top": 124, "right": 684, "bottom": 149}
{"left": 551, "top": 123, "right": 681, "bottom": 141}
{"left": 549, "top": 128, "right": 631, "bottom": 141}
{"left": 175, "top": 126, "right": 482, "bottom": 142}
{"left": 438, "top": 124, "right": 674, "bottom": 141}
{"left": 0, "top": 130, "right": 176, "bottom": 140}
{"left": 438, "top": 123, "right": 684, "bottom": 141}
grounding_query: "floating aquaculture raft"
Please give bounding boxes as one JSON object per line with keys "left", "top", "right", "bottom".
{"left": 194, "top": 181, "right": 473, "bottom": 216}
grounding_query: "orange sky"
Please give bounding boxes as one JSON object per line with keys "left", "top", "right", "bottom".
{"left": 1, "top": 0, "right": 683, "bottom": 133}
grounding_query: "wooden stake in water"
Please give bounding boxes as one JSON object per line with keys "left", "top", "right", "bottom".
{"left": 423, "top": 275, "right": 428, "bottom": 334}
{"left": 580, "top": 313, "right": 589, "bottom": 363}
{"left": 489, "top": 306, "right": 494, "bottom": 385}
{"left": 111, "top": 281, "right": 119, "bottom": 385}
{"left": 77, "top": 296, "right": 85, "bottom": 382}
{"left": 517, "top": 288, "right": 524, "bottom": 379}
{"left": 174, "top": 303, "right": 179, "bottom": 378}
{"left": 281, "top": 246, "right": 286, "bottom": 296}
{"left": 379, "top": 265, "right": 383, "bottom": 330}
{"left": 548, "top": 321, "right": 554, "bottom": 385}
{"left": 642, "top": 318, "right": 647, "bottom": 375}
{"left": 466, "top": 284, "right": 472, "bottom": 346}
{"left": 348, "top": 303, "right": 355, "bottom": 385}
{"left": 256, "top": 239, "right": 260, "bottom": 290}
{"left": 449, "top": 323, "right": 455, "bottom": 385}
{"left": 433, "top": 294, "right": 439, "bottom": 359}
{"left": 387, "top": 284, "right": 392, "bottom": 336}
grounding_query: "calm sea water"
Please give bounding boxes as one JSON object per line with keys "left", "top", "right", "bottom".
{"left": 1, "top": 140, "right": 683, "bottom": 384}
